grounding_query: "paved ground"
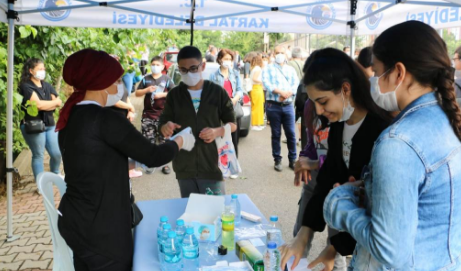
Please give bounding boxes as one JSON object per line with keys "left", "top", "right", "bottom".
{"left": 0, "top": 94, "right": 329, "bottom": 271}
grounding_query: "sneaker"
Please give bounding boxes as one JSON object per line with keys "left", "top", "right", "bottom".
{"left": 230, "top": 175, "right": 238, "bottom": 179}
{"left": 162, "top": 166, "right": 171, "bottom": 175}
{"left": 289, "top": 160, "right": 296, "bottom": 170}
{"left": 145, "top": 168, "right": 155, "bottom": 175}
{"left": 251, "top": 126, "right": 261, "bottom": 131}
{"left": 274, "top": 161, "right": 283, "bottom": 172}
{"left": 129, "top": 169, "right": 143, "bottom": 178}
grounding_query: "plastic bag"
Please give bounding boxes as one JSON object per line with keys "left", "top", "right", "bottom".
{"left": 234, "top": 224, "right": 266, "bottom": 241}
{"left": 216, "top": 124, "right": 242, "bottom": 178}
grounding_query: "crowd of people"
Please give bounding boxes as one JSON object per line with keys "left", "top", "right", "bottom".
{"left": 16, "top": 20, "right": 461, "bottom": 271}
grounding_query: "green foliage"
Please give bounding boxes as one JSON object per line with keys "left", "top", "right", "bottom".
{"left": 0, "top": 23, "right": 181, "bottom": 156}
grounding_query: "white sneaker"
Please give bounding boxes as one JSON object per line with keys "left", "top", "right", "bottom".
{"left": 230, "top": 175, "right": 238, "bottom": 179}
{"left": 251, "top": 126, "right": 260, "bottom": 131}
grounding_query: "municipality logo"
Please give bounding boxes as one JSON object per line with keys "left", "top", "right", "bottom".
{"left": 364, "top": 2, "right": 383, "bottom": 30}
{"left": 306, "top": 3, "right": 336, "bottom": 30}
{"left": 38, "top": 0, "right": 71, "bottom": 21}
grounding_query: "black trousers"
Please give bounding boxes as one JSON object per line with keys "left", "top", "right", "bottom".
{"left": 231, "top": 118, "right": 241, "bottom": 158}
{"left": 73, "top": 249, "right": 131, "bottom": 271}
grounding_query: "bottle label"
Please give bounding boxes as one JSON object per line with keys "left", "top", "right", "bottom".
{"left": 222, "top": 219, "right": 234, "bottom": 231}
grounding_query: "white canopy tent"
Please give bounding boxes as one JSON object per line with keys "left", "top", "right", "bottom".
{"left": 2, "top": 0, "right": 461, "bottom": 242}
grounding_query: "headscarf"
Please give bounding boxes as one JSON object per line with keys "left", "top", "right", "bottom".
{"left": 55, "top": 49, "right": 124, "bottom": 131}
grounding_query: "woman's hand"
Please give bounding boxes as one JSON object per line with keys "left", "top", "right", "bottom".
{"left": 307, "top": 245, "right": 336, "bottom": 271}
{"left": 280, "top": 227, "right": 311, "bottom": 270}
{"left": 55, "top": 97, "right": 63, "bottom": 107}
{"left": 294, "top": 157, "right": 319, "bottom": 186}
{"left": 232, "top": 97, "right": 239, "bottom": 106}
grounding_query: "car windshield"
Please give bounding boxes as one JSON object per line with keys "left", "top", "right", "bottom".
{"left": 165, "top": 53, "right": 178, "bottom": 63}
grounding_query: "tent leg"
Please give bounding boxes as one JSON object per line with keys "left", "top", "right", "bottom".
{"left": 189, "top": 0, "right": 196, "bottom": 46}
{"left": 6, "top": 0, "right": 20, "bottom": 243}
{"left": 350, "top": 20, "right": 355, "bottom": 58}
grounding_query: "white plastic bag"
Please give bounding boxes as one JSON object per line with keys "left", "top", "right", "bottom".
{"left": 216, "top": 124, "right": 242, "bottom": 178}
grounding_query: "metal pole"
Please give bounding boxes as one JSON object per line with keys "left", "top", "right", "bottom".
{"left": 350, "top": 17, "right": 356, "bottom": 58}
{"left": 189, "top": 0, "right": 196, "bottom": 46}
{"left": 6, "top": 0, "right": 20, "bottom": 243}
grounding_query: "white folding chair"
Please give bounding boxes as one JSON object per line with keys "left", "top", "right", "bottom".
{"left": 36, "top": 172, "right": 75, "bottom": 271}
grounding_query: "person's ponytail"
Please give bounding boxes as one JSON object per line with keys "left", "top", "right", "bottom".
{"left": 436, "top": 67, "right": 461, "bottom": 141}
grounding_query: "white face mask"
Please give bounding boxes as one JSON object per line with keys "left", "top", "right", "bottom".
{"left": 34, "top": 70, "right": 46, "bottom": 80}
{"left": 222, "top": 61, "right": 233, "bottom": 69}
{"left": 105, "top": 83, "right": 125, "bottom": 107}
{"left": 339, "top": 91, "right": 355, "bottom": 122}
{"left": 275, "top": 54, "right": 286, "bottom": 64}
{"left": 151, "top": 65, "right": 163, "bottom": 75}
{"left": 263, "top": 61, "right": 268, "bottom": 66}
{"left": 181, "top": 72, "right": 202, "bottom": 87}
{"left": 369, "top": 70, "right": 402, "bottom": 112}
{"left": 270, "top": 57, "right": 275, "bottom": 63}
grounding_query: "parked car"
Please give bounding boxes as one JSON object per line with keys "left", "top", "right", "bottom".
{"left": 168, "top": 63, "right": 251, "bottom": 137}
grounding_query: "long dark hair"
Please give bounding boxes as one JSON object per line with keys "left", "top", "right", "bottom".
{"left": 302, "top": 48, "right": 391, "bottom": 132}
{"left": 20, "top": 58, "right": 43, "bottom": 84}
{"left": 373, "top": 20, "right": 461, "bottom": 140}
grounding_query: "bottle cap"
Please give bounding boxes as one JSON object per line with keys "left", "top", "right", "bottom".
{"left": 186, "top": 227, "right": 194, "bottom": 234}
{"left": 160, "top": 216, "right": 168, "bottom": 222}
{"left": 176, "top": 219, "right": 185, "bottom": 226}
{"left": 231, "top": 194, "right": 238, "bottom": 199}
{"left": 267, "top": 242, "right": 277, "bottom": 249}
{"left": 218, "top": 245, "right": 228, "bottom": 255}
{"left": 163, "top": 223, "right": 172, "bottom": 230}
{"left": 168, "top": 231, "right": 177, "bottom": 238}
{"left": 270, "top": 216, "right": 278, "bottom": 222}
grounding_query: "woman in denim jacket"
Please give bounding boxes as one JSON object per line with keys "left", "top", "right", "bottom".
{"left": 209, "top": 49, "right": 243, "bottom": 161}
{"left": 324, "top": 21, "right": 461, "bottom": 271}
{"left": 280, "top": 48, "right": 391, "bottom": 271}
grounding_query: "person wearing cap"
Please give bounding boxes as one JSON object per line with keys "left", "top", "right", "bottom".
{"left": 55, "top": 49, "right": 195, "bottom": 271}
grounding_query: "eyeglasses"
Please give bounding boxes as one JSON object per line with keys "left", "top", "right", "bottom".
{"left": 178, "top": 63, "right": 202, "bottom": 74}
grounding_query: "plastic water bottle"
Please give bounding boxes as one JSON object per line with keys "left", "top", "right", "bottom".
{"left": 163, "top": 231, "right": 183, "bottom": 271}
{"left": 264, "top": 242, "right": 281, "bottom": 271}
{"left": 221, "top": 205, "right": 235, "bottom": 250}
{"left": 159, "top": 223, "right": 172, "bottom": 262}
{"left": 175, "top": 219, "right": 186, "bottom": 244}
{"left": 229, "top": 194, "right": 241, "bottom": 226}
{"left": 266, "top": 216, "right": 282, "bottom": 247}
{"left": 157, "top": 216, "right": 169, "bottom": 240}
{"left": 182, "top": 227, "right": 199, "bottom": 271}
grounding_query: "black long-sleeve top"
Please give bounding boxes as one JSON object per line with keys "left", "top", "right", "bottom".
{"left": 302, "top": 113, "right": 388, "bottom": 256}
{"left": 57, "top": 104, "right": 179, "bottom": 265}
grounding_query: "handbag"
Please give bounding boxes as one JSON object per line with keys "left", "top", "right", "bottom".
{"left": 234, "top": 101, "right": 244, "bottom": 119}
{"left": 130, "top": 193, "right": 143, "bottom": 228}
{"left": 24, "top": 119, "right": 45, "bottom": 134}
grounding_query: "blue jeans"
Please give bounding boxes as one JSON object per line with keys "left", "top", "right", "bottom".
{"left": 266, "top": 102, "right": 297, "bottom": 162}
{"left": 20, "top": 124, "right": 61, "bottom": 181}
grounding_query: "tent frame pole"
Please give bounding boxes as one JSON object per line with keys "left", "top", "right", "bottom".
{"left": 6, "top": 0, "right": 20, "bottom": 243}
{"left": 348, "top": 0, "right": 357, "bottom": 58}
{"left": 188, "top": 0, "right": 196, "bottom": 46}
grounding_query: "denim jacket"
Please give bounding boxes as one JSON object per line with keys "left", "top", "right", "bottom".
{"left": 324, "top": 92, "right": 461, "bottom": 271}
{"left": 209, "top": 67, "right": 244, "bottom": 100}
